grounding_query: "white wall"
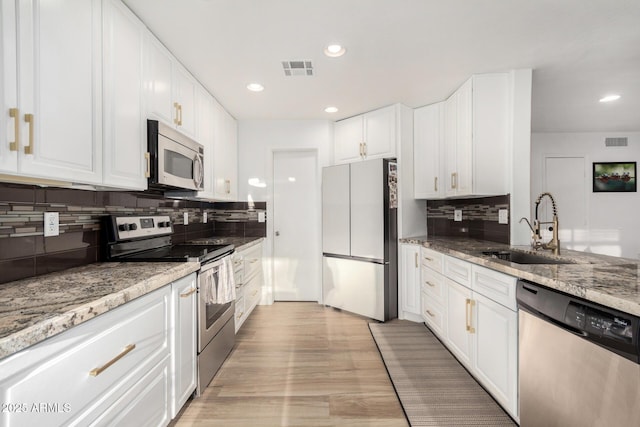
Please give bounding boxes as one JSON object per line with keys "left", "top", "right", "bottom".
{"left": 531, "top": 131, "right": 640, "bottom": 259}
{"left": 238, "top": 120, "right": 334, "bottom": 303}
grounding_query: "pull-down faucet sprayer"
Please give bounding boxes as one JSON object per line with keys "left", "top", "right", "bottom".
{"left": 520, "top": 192, "right": 560, "bottom": 255}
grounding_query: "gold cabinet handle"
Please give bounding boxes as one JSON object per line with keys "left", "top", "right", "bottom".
{"left": 225, "top": 179, "right": 231, "bottom": 194}
{"left": 425, "top": 280, "right": 436, "bottom": 287}
{"left": 451, "top": 172, "right": 458, "bottom": 189}
{"left": 144, "top": 152, "right": 151, "bottom": 178}
{"left": 434, "top": 176, "right": 438, "bottom": 192}
{"left": 24, "top": 113, "right": 34, "bottom": 155}
{"left": 358, "top": 142, "right": 363, "bottom": 158}
{"left": 465, "top": 299, "right": 476, "bottom": 334}
{"left": 178, "top": 104, "right": 183, "bottom": 126}
{"left": 426, "top": 309, "right": 435, "bottom": 317}
{"left": 236, "top": 311, "right": 244, "bottom": 319}
{"left": 465, "top": 298, "right": 470, "bottom": 331}
{"left": 180, "top": 287, "right": 196, "bottom": 298}
{"left": 424, "top": 256, "right": 433, "bottom": 262}
{"left": 9, "top": 108, "right": 19, "bottom": 151}
{"left": 249, "top": 259, "right": 259, "bottom": 264}
{"left": 251, "top": 289, "right": 258, "bottom": 297}
{"left": 414, "top": 252, "right": 418, "bottom": 268}
{"left": 174, "top": 102, "right": 180, "bottom": 125}
{"left": 89, "top": 344, "right": 136, "bottom": 377}
{"left": 363, "top": 142, "right": 367, "bottom": 157}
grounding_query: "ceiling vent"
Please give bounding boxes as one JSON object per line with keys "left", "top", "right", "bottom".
{"left": 282, "top": 60, "right": 313, "bottom": 76}
{"left": 605, "top": 137, "right": 628, "bottom": 147}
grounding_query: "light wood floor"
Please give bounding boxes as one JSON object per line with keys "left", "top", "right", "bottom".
{"left": 172, "top": 302, "right": 408, "bottom": 426}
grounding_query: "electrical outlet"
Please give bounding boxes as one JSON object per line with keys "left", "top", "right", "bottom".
{"left": 258, "top": 211, "right": 266, "bottom": 223}
{"left": 183, "top": 212, "right": 188, "bottom": 225}
{"left": 203, "top": 212, "right": 207, "bottom": 224}
{"left": 454, "top": 209, "right": 462, "bottom": 222}
{"left": 498, "top": 209, "right": 509, "bottom": 224}
{"left": 44, "top": 212, "right": 59, "bottom": 237}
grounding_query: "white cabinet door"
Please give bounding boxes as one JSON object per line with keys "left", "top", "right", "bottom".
{"left": 473, "top": 292, "right": 518, "bottom": 418}
{"left": 350, "top": 159, "right": 384, "bottom": 260}
{"left": 102, "top": 0, "right": 146, "bottom": 190}
{"left": 455, "top": 79, "right": 473, "bottom": 196}
{"left": 171, "top": 273, "right": 197, "bottom": 418}
{"left": 413, "top": 102, "right": 443, "bottom": 198}
{"left": 321, "top": 164, "right": 350, "bottom": 256}
{"left": 144, "top": 34, "right": 174, "bottom": 126}
{"left": 17, "top": 0, "right": 102, "bottom": 184}
{"left": 399, "top": 244, "right": 421, "bottom": 319}
{"left": 443, "top": 94, "right": 457, "bottom": 197}
{"left": 0, "top": 0, "right": 18, "bottom": 174}
{"left": 212, "top": 101, "right": 238, "bottom": 200}
{"left": 173, "top": 63, "right": 197, "bottom": 138}
{"left": 445, "top": 277, "right": 473, "bottom": 368}
{"left": 334, "top": 115, "right": 363, "bottom": 164}
{"left": 196, "top": 87, "right": 215, "bottom": 198}
{"left": 363, "top": 105, "right": 396, "bottom": 159}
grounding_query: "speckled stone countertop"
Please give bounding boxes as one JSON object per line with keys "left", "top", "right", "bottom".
{"left": 0, "top": 262, "right": 199, "bottom": 360}
{"left": 401, "top": 236, "right": 640, "bottom": 317}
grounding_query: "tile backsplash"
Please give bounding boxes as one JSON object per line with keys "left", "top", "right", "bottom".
{"left": 0, "top": 183, "right": 266, "bottom": 285}
{"left": 426, "top": 195, "right": 510, "bottom": 244}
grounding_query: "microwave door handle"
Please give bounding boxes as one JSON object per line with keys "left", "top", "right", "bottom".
{"left": 194, "top": 155, "right": 204, "bottom": 189}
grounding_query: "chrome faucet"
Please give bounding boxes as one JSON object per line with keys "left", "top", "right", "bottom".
{"left": 520, "top": 192, "right": 560, "bottom": 255}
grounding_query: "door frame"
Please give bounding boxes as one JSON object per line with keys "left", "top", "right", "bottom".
{"left": 268, "top": 148, "right": 322, "bottom": 304}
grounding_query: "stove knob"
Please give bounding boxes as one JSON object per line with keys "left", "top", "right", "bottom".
{"left": 159, "top": 221, "right": 171, "bottom": 228}
{"left": 129, "top": 223, "right": 138, "bottom": 231}
{"left": 118, "top": 224, "right": 128, "bottom": 232}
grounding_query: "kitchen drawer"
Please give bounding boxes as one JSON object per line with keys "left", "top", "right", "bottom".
{"left": 0, "top": 286, "right": 170, "bottom": 427}
{"left": 244, "top": 272, "right": 262, "bottom": 308}
{"left": 443, "top": 255, "right": 472, "bottom": 288}
{"left": 421, "top": 291, "right": 445, "bottom": 338}
{"left": 421, "top": 266, "right": 445, "bottom": 304}
{"left": 472, "top": 264, "right": 517, "bottom": 311}
{"left": 242, "top": 243, "right": 262, "bottom": 282}
{"left": 421, "top": 247, "right": 443, "bottom": 273}
{"left": 235, "top": 294, "right": 246, "bottom": 331}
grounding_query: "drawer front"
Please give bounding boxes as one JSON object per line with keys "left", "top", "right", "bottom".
{"left": 443, "top": 255, "right": 472, "bottom": 287}
{"left": 242, "top": 244, "right": 262, "bottom": 282}
{"left": 421, "top": 292, "right": 445, "bottom": 338}
{"left": 244, "top": 272, "right": 262, "bottom": 308}
{"left": 0, "top": 286, "right": 170, "bottom": 427}
{"left": 471, "top": 265, "right": 517, "bottom": 310}
{"left": 421, "top": 266, "right": 445, "bottom": 304}
{"left": 421, "top": 247, "right": 443, "bottom": 273}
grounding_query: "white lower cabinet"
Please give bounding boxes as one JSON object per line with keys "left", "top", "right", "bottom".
{"left": 0, "top": 273, "right": 199, "bottom": 427}
{"left": 421, "top": 251, "right": 519, "bottom": 421}
{"left": 170, "top": 273, "right": 197, "bottom": 419}
{"left": 234, "top": 242, "right": 263, "bottom": 332}
{"left": 399, "top": 244, "right": 422, "bottom": 321}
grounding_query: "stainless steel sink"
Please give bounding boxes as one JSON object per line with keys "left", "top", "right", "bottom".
{"left": 481, "top": 250, "right": 574, "bottom": 265}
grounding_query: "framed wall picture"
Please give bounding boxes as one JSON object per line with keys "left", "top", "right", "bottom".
{"left": 593, "top": 162, "right": 637, "bottom": 192}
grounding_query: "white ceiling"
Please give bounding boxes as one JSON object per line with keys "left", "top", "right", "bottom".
{"left": 123, "top": 0, "right": 640, "bottom": 132}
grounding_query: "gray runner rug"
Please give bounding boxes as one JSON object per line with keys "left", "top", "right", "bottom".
{"left": 369, "top": 322, "right": 516, "bottom": 426}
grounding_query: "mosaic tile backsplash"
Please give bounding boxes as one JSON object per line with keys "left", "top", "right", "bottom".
{"left": 426, "top": 195, "right": 510, "bottom": 244}
{"left": 0, "top": 183, "right": 266, "bottom": 285}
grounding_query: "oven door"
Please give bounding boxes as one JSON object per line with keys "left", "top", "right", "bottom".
{"left": 198, "top": 257, "right": 235, "bottom": 353}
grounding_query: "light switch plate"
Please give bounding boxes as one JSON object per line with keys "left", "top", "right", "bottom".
{"left": 44, "top": 212, "right": 59, "bottom": 237}
{"left": 183, "top": 212, "right": 189, "bottom": 225}
{"left": 498, "top": 209, "right": 509, "bottom": 224}
{"left": 454, "top": 209, "right": 462, "bottom": 222}
{"left": 258, "top": 211, "right": 266, "bottom": 223}
{"left": 203, "top": 212, "right": 207, "bottom": 224}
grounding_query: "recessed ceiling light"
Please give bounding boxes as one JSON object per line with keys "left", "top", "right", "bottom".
{"left": 324, "top": 44, "right": 346, "bottom": 58}
{"left": 247, "top": 83, "right": 264, "bottom": 92}
{"left": 324, "top": 106, "right": 338, "bottom": 113}
{"left": 599, "top": 94, "right": 621, "bottom": 103}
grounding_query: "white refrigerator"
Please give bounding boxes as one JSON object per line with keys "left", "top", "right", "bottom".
{"left": 321, "top": 158, "right": 398, "bottom": 321}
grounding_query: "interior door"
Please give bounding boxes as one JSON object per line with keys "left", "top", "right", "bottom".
{"left": 273, "top": 150, "right": 320, "bottom": 301}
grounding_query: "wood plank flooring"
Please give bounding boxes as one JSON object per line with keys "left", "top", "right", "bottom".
{"left": 172, "top": 302, "right": 408, "bottom": 426}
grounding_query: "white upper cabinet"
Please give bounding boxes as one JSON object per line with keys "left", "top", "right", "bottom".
{"left": 102, "top": 0, "right": 146, "bottom": 190}
{"left": 196, "top": 86, "right": 215, "bottom": 198}
{"left": 334, "top": 104, "right": 397, "bottom": 164}
{"left": 212, "top": 100, "right": 238, "bottom": 200}
{"left": 143, "top": 33, "right": 197, "bottom": 139}
{"left": 444, "top": 73, "right": 509, "bottom": 197}
{"left": 413, "top": 102, "right": 444, "bottom": 198}
{"left": 1, "top": 0, "right": 103, "bottom": 184}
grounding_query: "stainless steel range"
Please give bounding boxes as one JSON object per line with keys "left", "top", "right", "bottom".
{"left": 104, "top": 215, "right": 236, "bottom": 396}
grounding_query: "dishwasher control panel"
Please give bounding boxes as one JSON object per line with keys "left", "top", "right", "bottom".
{"left": 565, "top": 302, "right": 634, "bottom": 342}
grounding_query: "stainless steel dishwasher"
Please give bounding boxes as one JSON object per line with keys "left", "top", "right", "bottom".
{"left": 517, "top": 279, "right": 640, "bottom": 427}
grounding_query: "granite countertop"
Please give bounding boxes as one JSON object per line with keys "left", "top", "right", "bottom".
{"left": 401, "top": 236, "right": 640, "bottom": 317}
{"left": 0, "top": 261, "right": 199, "bottom": 360}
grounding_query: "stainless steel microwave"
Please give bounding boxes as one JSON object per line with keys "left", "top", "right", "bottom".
{"left": 147, "top": 119, "right": 204, "bottom": 191}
